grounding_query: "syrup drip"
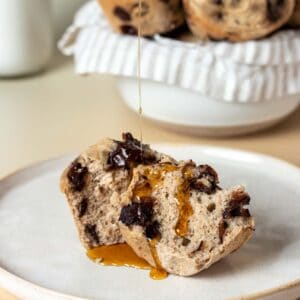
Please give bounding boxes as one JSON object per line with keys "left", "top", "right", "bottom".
{"left": 87, "top": 243, "right": 150, "bottom": 269}
{"left": 175, "top": 180, "right": 193, "bottom": 236}
{"left": 175, "top": 167, "right": 194, "bottom": 237}
{"left": 137, "top": 0, "right": 143, "bottom": 148}
{"left": 149, "top": 239, "right": 168, "bottom": 280}
{"left": 133, "top": 164, "right": 178, "bottom": 199}
{"left": 87, "top": 243, "right": 167, "bottom": 280}
{"left": 132, "top": 164, "right": 193, "bottom": 278}
{"left": 134, "top": 164, "right": 194, "bottom": 237}
{"left": 133, "top": 164, "right": 178, "bottom": 279}
{"left": 87, "top": 166, "right": 194, "bottom": 280}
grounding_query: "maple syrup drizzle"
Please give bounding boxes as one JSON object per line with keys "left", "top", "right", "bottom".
{"left": 132, "top": 164, "right": 178, "bottom": 279}
{"left": 149, "top": 239, "right": 168, "bottom": 280}
{"left": 134, "top": 164, "right": 194, "bottom": 237}
{"left": 87, "top": 243, "right": 167, "bottom": 280}
{"left": 133, "top": 164, "right": 178, "bottom": 198}
{"left": 87, "top": 166, "right": 194, "bottom": 279}
{"left": 87, "top": 243, "right": 150, "bottom": 269}
{"left": 132, "top": 164, "right": 194, "bottom": 278}
{"left": 175, "top": 167, "right": 194, "bottom": 237}
{"left": 137, "top": 0, "right": 143, "bottom": 148}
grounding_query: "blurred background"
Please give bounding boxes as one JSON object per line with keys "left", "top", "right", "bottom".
{"left": 52, "top": 0, "right": 86, "bottom": 39}
{"left": 0, "top": 0, "right": 299, "bottom": 180}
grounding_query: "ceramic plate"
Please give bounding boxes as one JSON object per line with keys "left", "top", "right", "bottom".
{"left": 0, "top": 145, "right": 300, "bottom": 300}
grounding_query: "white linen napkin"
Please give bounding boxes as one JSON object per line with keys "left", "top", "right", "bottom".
{"left": 59, "top": 0, "right": 300, "bottom": 103}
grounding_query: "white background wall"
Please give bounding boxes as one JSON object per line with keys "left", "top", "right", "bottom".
{"left": 52, "top": 0, "right": 87, "bottom": 39}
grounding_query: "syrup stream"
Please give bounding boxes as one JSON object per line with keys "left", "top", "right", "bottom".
{"left": 137, "top": 0, "right": 143, "bottom": 150}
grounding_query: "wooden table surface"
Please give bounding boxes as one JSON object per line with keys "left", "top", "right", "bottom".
{"left": 0, "top": 53, "right": 300, "bottom": 299}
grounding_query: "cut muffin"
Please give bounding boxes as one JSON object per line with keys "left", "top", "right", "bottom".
{"left": 60, "top": 133, "right": 175, "bottom": 249}
{"left": 119, "top": 161, "right": 255, "bottom": 276}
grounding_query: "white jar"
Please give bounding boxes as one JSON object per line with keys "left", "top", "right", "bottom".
{"left": 0, "top": 0, "right": 54, "bottom": 77}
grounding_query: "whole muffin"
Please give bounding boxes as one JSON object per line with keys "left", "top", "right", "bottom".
{"left": 183, "top": 0, "right": 295, "bottom": 41}
{"left": 98, "top": 0, "right": 185, "bottom": 36}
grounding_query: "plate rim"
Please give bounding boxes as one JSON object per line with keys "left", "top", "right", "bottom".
{"left": 0, "top": 144, "right": 299, "bottom": 300}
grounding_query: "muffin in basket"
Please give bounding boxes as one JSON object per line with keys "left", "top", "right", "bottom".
{"left": 183, "top": 0, "right": 296, "bottom": 41}
{"left": 98, "top": 0, "right": 185, "bottom": 36}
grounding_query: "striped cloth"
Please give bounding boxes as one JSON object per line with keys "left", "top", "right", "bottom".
{"left": 59, "top": 0, "right": 300, "bottom": 103}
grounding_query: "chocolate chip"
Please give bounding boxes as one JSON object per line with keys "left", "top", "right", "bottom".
{"left": 182, "top": 237, "right": 191, "bottom": 246}
{"left": 230, "top": 191, "right": 250, "bottom": 205}
{"left": 120, "top": 25, "right": 138, "bottom": 35}
{"left": 223, "top": 207, "right": 234, "bottom": 218}
{"left": 223, "top": 192, "right": 251, "bottom": 219}
{"left": 78, "top": 198, "right": 88, "bottom": 218}
{"left": 67, "top": 160, "right": 88, "bottom": 192}
{"left": 195, "top": 241, "right": 204, "bottom": 252}
{"left": 219, "top": 220, "right": 228, "bottom": 243}
{"left": 190, "top": 164, "right": 220, "bottom": 194}
{"left": 227, "top": 207, "right": 250, "bottom": 218}
{"left": 85, "top": 224, "right": 99, "bottom": 244}
{"left": 145, "top": 221, "right": 160, "bottom": 239}
{"left": 213, "top": 11, "right": 224, "bottom": 21}
{"left": 190, "top": 179, "right": 214, "bottom": 194}
{"left": 266, "top": 0, "right": 284, "bottom": 23}
{"left": 240, "top": 208, "right": 250, "bottom": 217}
{"left": 160, "top": 24, "right": 190, "bottom": 40}
{"left": 114, "top": 6, "right": 131, "bottom": 21}
{"left": 198, "top": 165, "right": 219, "bottom": 184}
{"left": 119, "top": 200, "right": 154, "bottom": 227}
{"left": 107, "top": 132, "right": 157, "bottom": 170}
{"left": 207, "top": 203, "right": 216, "bottom": 212}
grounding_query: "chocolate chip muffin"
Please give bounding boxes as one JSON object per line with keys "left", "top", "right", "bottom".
{"left": 119, "top": 161, "right": 255, "bottom": 276}
{"left": 288, "top": 0, "right": 300, "bottom": 27}
{"left": 60, "top": 133, "right": 175, "bottom": 249}
{"left": 183, "top": 0, "right": 295, "bottom": 41}
{"left": 98, "top": 0, "right": 185, "bottom": 36}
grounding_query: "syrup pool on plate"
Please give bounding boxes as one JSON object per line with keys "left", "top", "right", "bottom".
{"left": 87, "top": 243, "right": 167, "bottom": 280}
